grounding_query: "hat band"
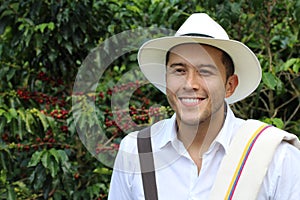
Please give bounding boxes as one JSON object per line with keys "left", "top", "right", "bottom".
{"left": 181, "top": 33, "right": 214, "bottom": 38}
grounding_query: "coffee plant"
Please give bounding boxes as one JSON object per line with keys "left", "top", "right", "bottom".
{"left": 0, "top": 0, "right": 299, "bottom": 199}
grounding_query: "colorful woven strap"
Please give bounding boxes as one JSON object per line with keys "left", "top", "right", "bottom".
{"left": 225, "top": 124, "right": 271, "bottom": 199}
{"left": 209, "top": 119, "right": 300, "bottom": 200}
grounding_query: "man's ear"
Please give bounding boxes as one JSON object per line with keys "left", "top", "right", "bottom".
{"left": 225, "top": 74, "right": 239, "bottom": 98}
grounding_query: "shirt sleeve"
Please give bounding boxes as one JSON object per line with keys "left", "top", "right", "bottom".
{"left": 262, "top": 141, "right": 300, "bottom": 200}
{"left": 108, "top": 162, "right": 132, "bottom": 200}
{"left": 108, "top": 133, "right": 140, "bottom": 200}
{"left": 274, "top": 142, "right": 300, "bottom": 200}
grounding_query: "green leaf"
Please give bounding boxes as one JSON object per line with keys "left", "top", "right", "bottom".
{"left": 25, "top": 111, "right": 35, "bottom": 133}
{"left": 42, "top": 150, "right": 59, "bottom": 177}
{"left": 273, "top": 77, "right": 285, "bottom": 95}
{"left": 46, "top": 115, "right": 56, "bottom": 130}
{"left": 169, "top": 12, "right": 182, "bottom": 25}
{"left": 28, "top": 151, "right": 44, "bottom": 167}
{"left": 9, "top": 108, "right": 18, "bottom": 120}
{"left": 271, "top": 118, "right": 284, "bottom": 129}
{"left": 293, "top": 62, "right": 300, "bottom": 73}
{"left": 7, "top": 185, "right": 16, "bottom": 200}
{"left": 17, "top": 115, "right": 24, "bottom": 140}
{"left": 37, "top": 23, "right": 47, "bottom": 33}
{"left": 17, "top": 109, "right": 26, "bottom": 121}
{"left": 49, "top": 148, "right": 60, "bottom": 163}
{"left": 0, "top": 119, "right": 6, "bottom": 135}
{"left": 283, "top": 58, "right": 300, "bottom": 73}
{"left": 0, "top": 8, "right": 14, "bottom": 19}
{"left": 0, "top": 169, "right": 7, "bottom": 185}
{"left": 0, "top": 67, "right": 9, "bottom": 80}
{"left": 48, "top": 22, "right": 55, "bottom": 31}
{"left": 48, "top": 158, "right": 59, "bottom": 178}
{"left": 6, "top": 68, "right": 15, "bottom": 81}
{"left": 65, "top": 42, "right": 73, "bottom": 54}
{"left": 262, "top": 72, "right": 277, "bottom": 90}
{"left": 37, "top": 111, "right": 49, "bottom": 131}
{"left": 0, "top": 109, "right": 6, "bottom": 116}
{"left": 57, "top": 150, "right": 69, "bottom": 163}
{"left": 33, "top": 166, "right": 46, "bottom": 190}
{"left": 3, "top": 112, "right": 13, "bottom": 123}
{"left": 35, "top": 22, "right": 55, "bottom": 33}
{"left": 41, "top": 151, "right": 50, "bottom": 169}
{"left": 93, "top": 167, "right": 112, "bottom": 175}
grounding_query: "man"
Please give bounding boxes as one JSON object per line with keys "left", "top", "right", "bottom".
{"left": 108, "top": 13, "right": 300, "bottom": 200}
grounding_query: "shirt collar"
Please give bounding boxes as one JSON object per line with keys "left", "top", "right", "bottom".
{"left": 209, "top": 103, "right": 238, "bottom": 155}
{"left": 155, "top": 114, "right": 178, "bottom": 149}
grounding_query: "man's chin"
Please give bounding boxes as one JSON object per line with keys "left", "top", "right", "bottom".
{"left": 178, "top": 116, "right": 205, "bottom": 127}
{"left": 177, "top": 110, "right": 212, "bottom": 126}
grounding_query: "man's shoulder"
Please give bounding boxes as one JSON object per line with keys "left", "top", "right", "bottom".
{"left": 275, "top": 139, "right": 300, "bottom": 159}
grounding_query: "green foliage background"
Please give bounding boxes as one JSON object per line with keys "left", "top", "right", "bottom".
{"left": 0, "top": 0, "right": 299, "bottom": 199}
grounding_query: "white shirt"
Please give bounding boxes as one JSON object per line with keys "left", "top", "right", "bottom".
{"left": 108, "top": 106, "right": 300, "bottom": 200}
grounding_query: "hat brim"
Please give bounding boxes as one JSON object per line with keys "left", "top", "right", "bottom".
{"left": 138, "top": 36, "right": 261, "bottom": 104}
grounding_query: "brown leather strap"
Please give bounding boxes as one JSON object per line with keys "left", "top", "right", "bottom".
{"left": 137, "top": 127, "right": 158, "bottom": 200}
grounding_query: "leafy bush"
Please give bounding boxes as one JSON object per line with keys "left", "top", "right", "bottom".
{"left": 0, "top": 0, "right": 299, "bottom": 199}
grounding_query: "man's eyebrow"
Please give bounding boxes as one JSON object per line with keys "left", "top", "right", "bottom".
{"left": 167, "top": 62, "right": 187, "bottom": 68}
{"left": 196, "top": 64, "right": 218, "bottom": 70}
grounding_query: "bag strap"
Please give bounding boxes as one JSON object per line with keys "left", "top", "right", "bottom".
{"left": 137, "top": 127, "right": 158, "bottom": 200}
{"left": 209, "top": 119, "right": 300, "bottom": 200}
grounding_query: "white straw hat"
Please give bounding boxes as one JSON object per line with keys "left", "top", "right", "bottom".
{"left": 138, "top": 13, "right": 261, "bottom": 104}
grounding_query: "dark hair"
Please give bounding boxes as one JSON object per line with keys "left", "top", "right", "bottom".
{"left": 165, "top": 43, "right": 235, "bottom": 79}
{"left": 221, "top": 50, "right": 234, "bottom": 79}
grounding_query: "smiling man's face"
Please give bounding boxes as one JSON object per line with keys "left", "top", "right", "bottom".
{"left": 166, "top": 43, "right": 238, "bottom": 127}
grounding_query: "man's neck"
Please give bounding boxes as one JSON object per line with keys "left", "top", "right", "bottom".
{"left": 176, "top": 104, "right": 227, "bottom": 156}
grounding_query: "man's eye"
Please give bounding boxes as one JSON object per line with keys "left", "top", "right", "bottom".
{"left": 175, "top": 68, "right": 186, "bottom": 73}
{"left": 173, "top": 68, "right": 187, "bottom": 75}
{"left": 198, "top": 69, "right": 213, "bottom": 76}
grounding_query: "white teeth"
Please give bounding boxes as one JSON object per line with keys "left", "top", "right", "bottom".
{"left": 181, "top": 98, "right": 199, "bottom": 104}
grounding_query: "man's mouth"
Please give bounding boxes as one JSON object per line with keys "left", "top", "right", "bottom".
{"left": 179, "top": 97, "right": 206, "bottom": 106}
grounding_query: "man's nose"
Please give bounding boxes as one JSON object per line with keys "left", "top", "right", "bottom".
{"left": 183, "top": 69, "right": 201, "bottom": 91}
